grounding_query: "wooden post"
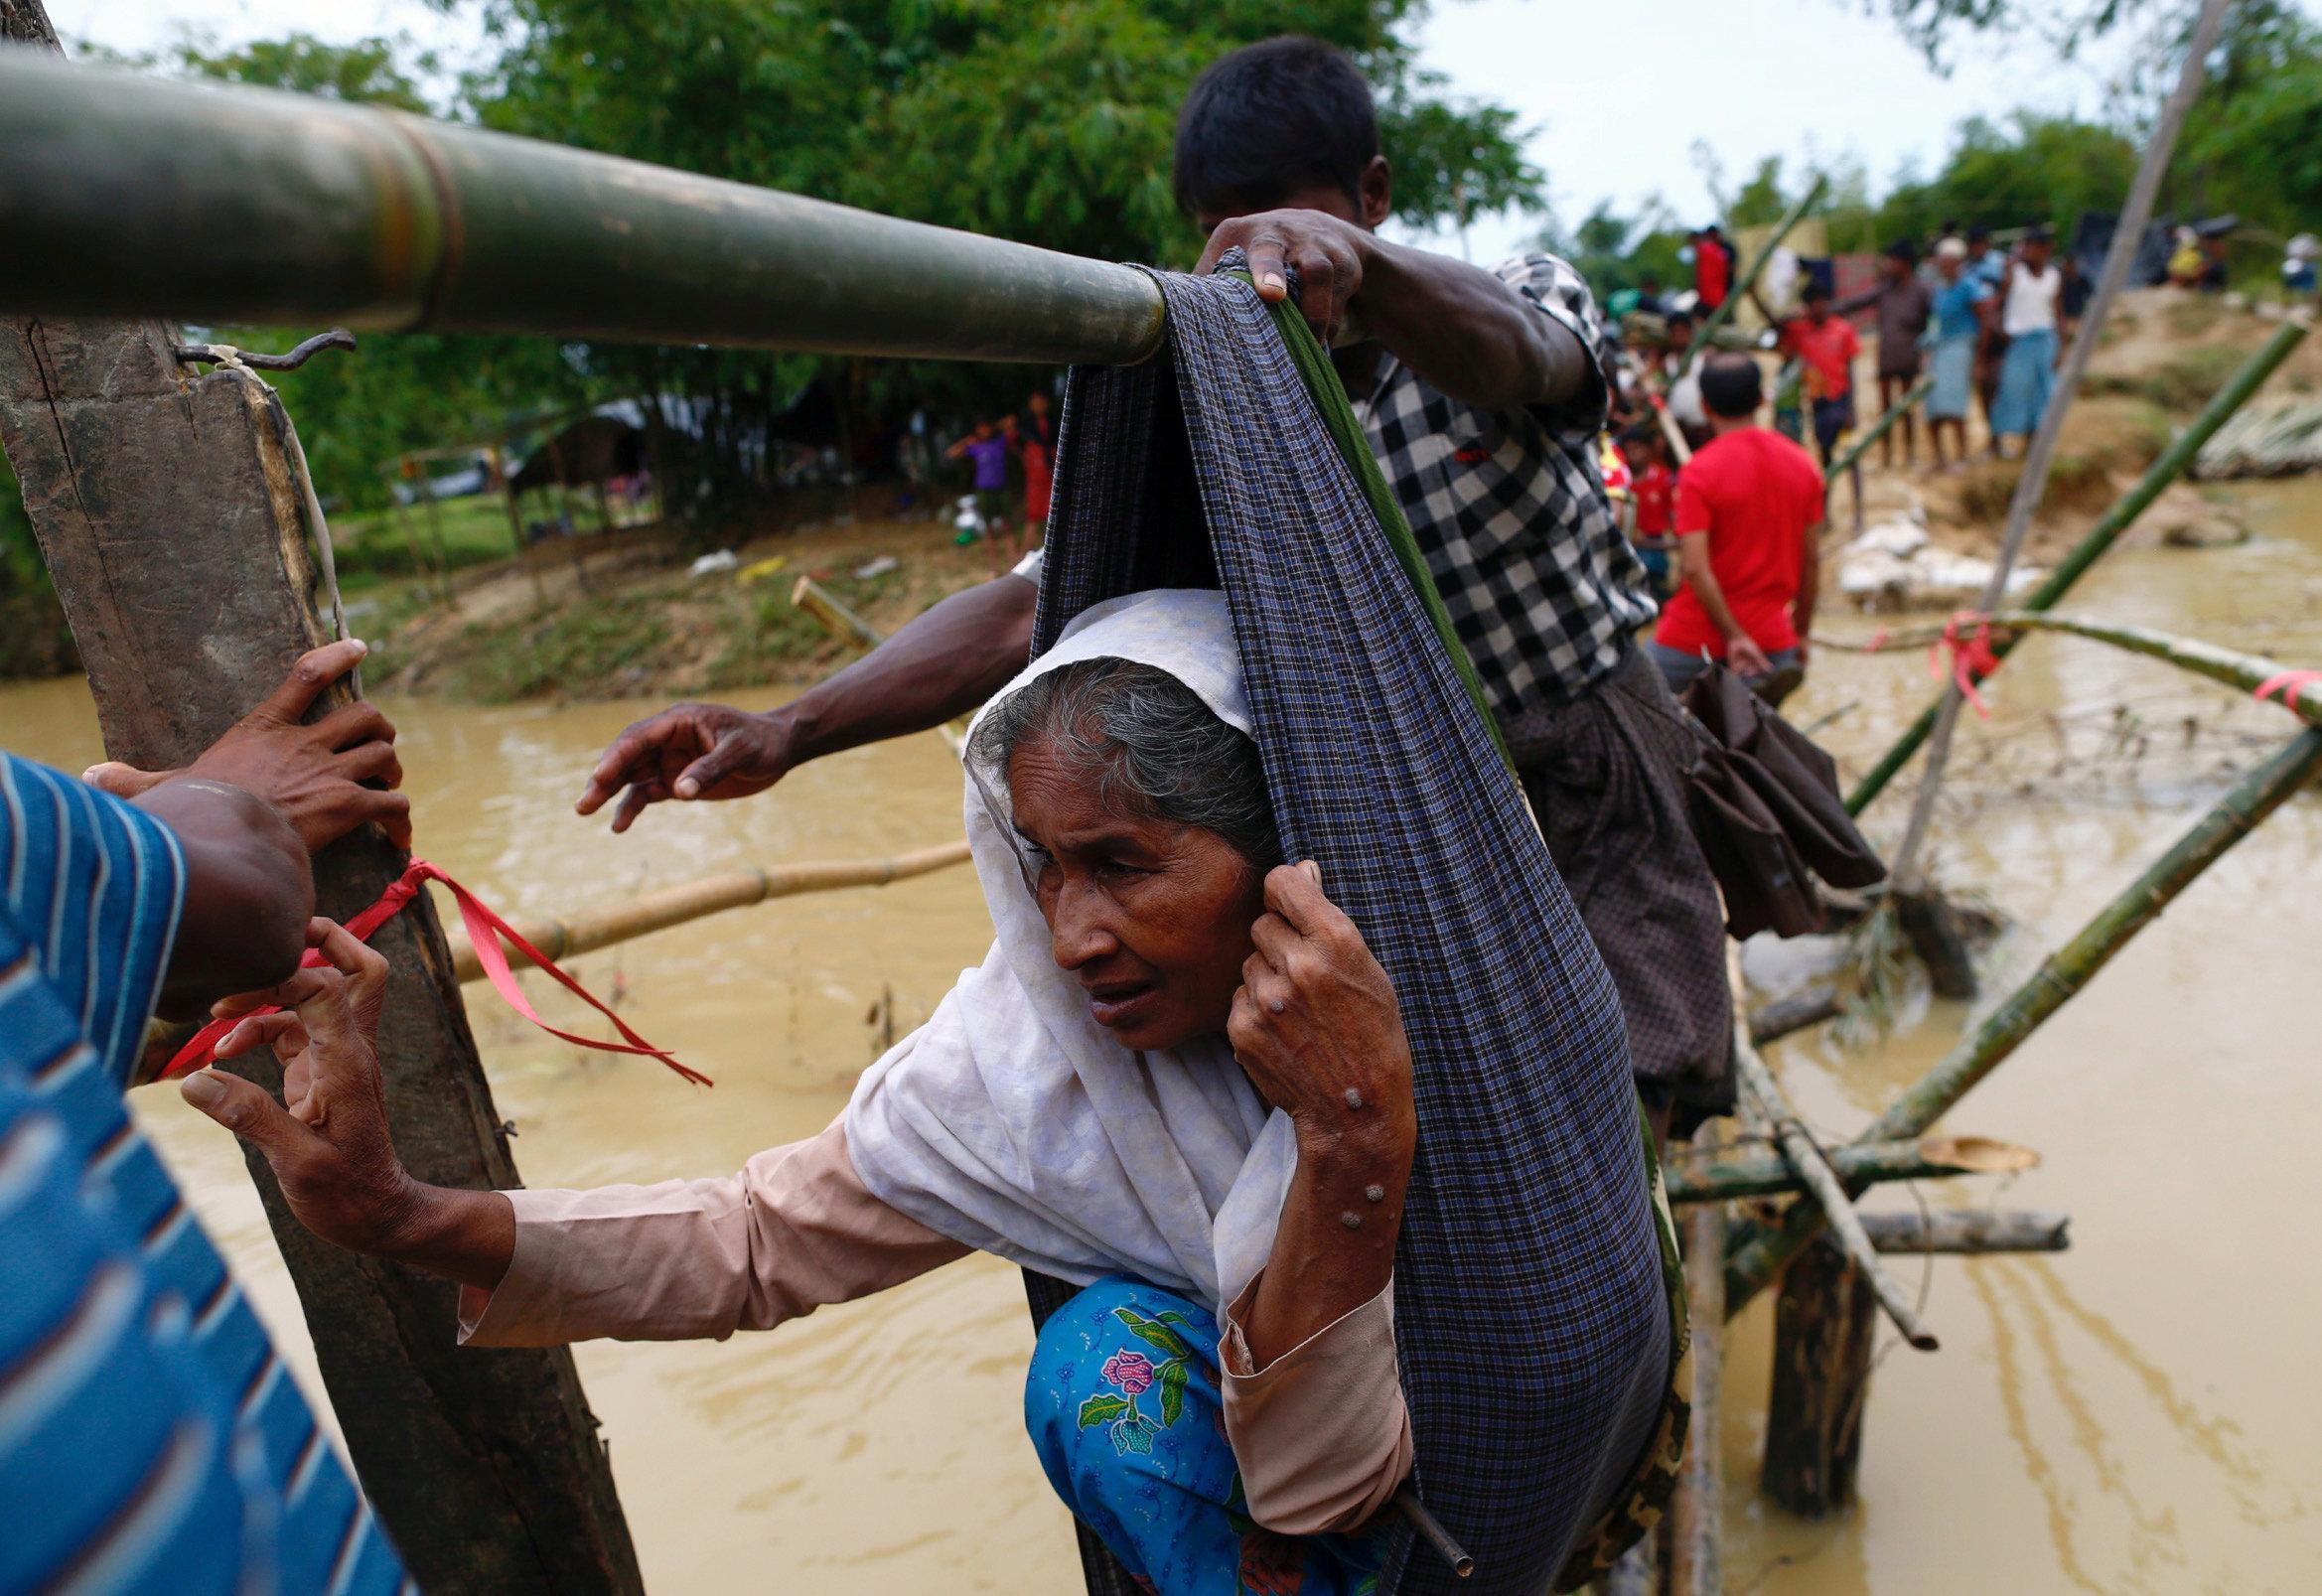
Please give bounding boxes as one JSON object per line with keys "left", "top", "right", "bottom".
{"left": 1762, "top": 1233, "right": 1878, "bottom": 1518}
{"left": 0, "top": 22, "right": 642, "bottom": 1589}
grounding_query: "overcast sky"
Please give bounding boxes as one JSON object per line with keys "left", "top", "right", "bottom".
{"left": 47, "top": 0, "right": 2315, "bottom": 266}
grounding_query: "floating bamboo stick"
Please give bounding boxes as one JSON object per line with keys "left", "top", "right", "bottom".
{"left": 1859, "top": 1209, "right": 2069, "bottom": 1254}
{"left": 447, "top": 840, "right": 973, "bottom": 984}
{"left": 1675, "top": 176, "right": 1827, "bottom": 379}
{"left": 1747, "top": 985, "right": 1841, "bottom": 1047}
{"left": 1844, "top": 319, "right": 2308, "bottom": 814}
{"left": 1665, "top": 1134, "right": 2036, "bottom": 1204}
{"left": 1728, "top": 723, "right": 2322, "bottom": 1313}
{"left": 1733, "top": 1043, "right": 1940, "bottom": 1351}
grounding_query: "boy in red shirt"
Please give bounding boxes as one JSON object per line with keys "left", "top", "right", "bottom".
{"left": 1782, "top": 282, "right": 1862, "bottom": 469}
{"left": 1621, "top": 424, "right": 1678, "bottom": 593}
{"left": 1647, "top": 354, "right": 1824, "bottom": 708}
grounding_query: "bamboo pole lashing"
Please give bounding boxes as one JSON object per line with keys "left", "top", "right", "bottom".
{"left": 1841, "top": 294, "right": 2308, "bottom": 816}
{"left": 1884, "top": 0, "right": 2236, "bottom": 896}
{"left": 1726, "top": 723, "right": 2322, "bottom": 1314}
{"left": 445, "top": 840, "right": 973, "bottom": 985}
{"left": 1732, "top": 1042, "right": 1940, "bottom": 1351}
{"left": 1819, "top": 610, "right": 2322, "bottom": 723}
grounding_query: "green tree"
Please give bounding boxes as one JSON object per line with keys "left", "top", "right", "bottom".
{"left": 458, "top": 0, "right": 1544, "bottom": 519}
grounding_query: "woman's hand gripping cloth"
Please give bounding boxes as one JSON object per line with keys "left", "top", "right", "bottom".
{"left": 1027, "top": 256, "right": 1684, "bottom": 1594}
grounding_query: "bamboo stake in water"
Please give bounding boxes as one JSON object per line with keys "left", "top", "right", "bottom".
{"left": 1844, "top": 320, "right": 2306, "bottom": 814}
{"left": 1884, "top": 0, "right": 2237, "bottom": 890}
{"left": 1727, "top": 724, "right": 2322, "bottom": 1313}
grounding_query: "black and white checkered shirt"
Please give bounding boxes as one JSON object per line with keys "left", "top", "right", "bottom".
{"left": 1355, "top": 251, "right": 1658, "bottom": 718}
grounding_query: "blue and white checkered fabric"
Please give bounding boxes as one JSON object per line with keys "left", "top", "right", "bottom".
{"left": 1034, "top": 268, "right": 1672, "bottom": 1595}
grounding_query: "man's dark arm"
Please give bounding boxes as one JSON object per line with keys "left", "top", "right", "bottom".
{"left": 134, "top": 778, "right": 313, "bottom": 1019}
{"left": 1197, "top": 213, "right": 1591, "bottom": 413}
{"left": 578, "top": 572, "right": 1038, "bottom": 831}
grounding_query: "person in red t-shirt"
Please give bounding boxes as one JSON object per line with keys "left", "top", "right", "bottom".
{"left": 1779, "top": 282, "right": 1862, "bottom": 468}
{"left": 1647, "top": 354, "right": 1824, "bottom": 708}
{"left": 1692, "top": 224, "right": 1733, "bottom": 313}
{"left": 1619, "top": 424, "right": 1678, "bottom": 594}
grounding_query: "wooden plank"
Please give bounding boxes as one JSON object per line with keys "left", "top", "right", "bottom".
{"left": 1762, "top": 1234, "right": 1877, "bottom": 1518}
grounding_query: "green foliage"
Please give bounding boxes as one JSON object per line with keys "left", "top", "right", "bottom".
{"left": 456, "top": 603, "right": 671, "bottom": 702}
{"left": 172, "top": 32, "right": 434, "bottom": 110}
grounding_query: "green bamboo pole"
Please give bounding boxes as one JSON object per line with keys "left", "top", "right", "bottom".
{"left": 1666, "top": 1135, "right": 2032, "bottom": 1203}
{"left": 0, "top": 53, "right": 1165, "bottom": 364}
{"left": 1844, "top": 320, "right": 2309, "bottom": 814}
{"left": 1817, "top": 612, "right": 2322, "bottom": 723}
{"left": 1728, "top": 723, "right": 2322, "bottom": 1312}
{"left": 1676, "top": 176, "right": 1828, "bottom": 379}
{"left": 1733, "top": 1031, "right": 1939, "bottom": 1350}
{"left": 1822, "top": 375, "right": 1933, "bottom": 508}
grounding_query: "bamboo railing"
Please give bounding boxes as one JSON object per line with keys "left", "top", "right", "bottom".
{"left": 445, "top": 841, "right": 973, "bottom": 985}
{"left": 1844, "top": 320, "right": 2309, "bottom": 813}
{"left": 0, "top": 54, "right": 1165, "bottom": 365}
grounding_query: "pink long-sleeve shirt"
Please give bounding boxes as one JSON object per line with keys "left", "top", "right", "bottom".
{"left": 457, "top": 1120, "right": 1412, "bottom": 1535}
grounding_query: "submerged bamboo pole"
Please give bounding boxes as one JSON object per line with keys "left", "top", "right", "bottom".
{"left": 446, "top": 840, "right": 973, "bottom": 984}
{"left": 1843, "top": 299, "right": 2308, "bottom": 815}
{"left": 1860, "top": 1209, "right": 2069, "bottom": 1254}
{"left": 0, "top": 53, "right": 1167, "bottom": 364}
{"left": 1665, "top": 1134, "right": 2037, "bottom": 1204}
{"left": 1734, "top": 1045, "right": 1939, "bottom": 1351}
{"left": 1728, "top": 723, "right": 2322, "bottom": 1313}
{"left": 1676, "top": 176, "right": 1827, "bottom": 378}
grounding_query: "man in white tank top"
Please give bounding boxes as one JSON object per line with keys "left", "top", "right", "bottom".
{"left": 1990, "top": 227, "right": 2063, "bottom": 454}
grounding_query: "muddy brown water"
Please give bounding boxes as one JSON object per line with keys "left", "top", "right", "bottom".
{"left": 5, "top": 476, "right": 2318, "bottom": 1592}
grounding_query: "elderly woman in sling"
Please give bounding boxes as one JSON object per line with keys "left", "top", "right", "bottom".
{"left": 181, "top": 592, "right": 1676, "bottom": 1593}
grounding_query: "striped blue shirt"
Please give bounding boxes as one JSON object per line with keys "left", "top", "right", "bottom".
{"left": 0, "top": 752, "right": 407, "bottom": 1595}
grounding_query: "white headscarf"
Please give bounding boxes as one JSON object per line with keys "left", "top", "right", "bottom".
{"left": 842, "top": 590, "right": 1298, "bottom": 1313}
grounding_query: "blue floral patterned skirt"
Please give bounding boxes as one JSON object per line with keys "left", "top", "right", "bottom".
{"left": 1025, "top": 1277, "right": 1389, "bottom": 1595}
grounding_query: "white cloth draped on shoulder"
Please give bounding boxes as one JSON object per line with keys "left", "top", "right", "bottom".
{"left": 843, "top": 589, "right": 1297, "bottom": 1315}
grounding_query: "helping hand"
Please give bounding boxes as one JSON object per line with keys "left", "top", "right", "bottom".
{"left": 181, "top": 919, "right": 421, "bottom": 1257}
{"left": 575, "top": 701, "right": 796, "bottom": 832}
{"left": 1197, "top": 211, "right": 1371, "bottom": 348}
{"left": 1227, "top": 862, "right": 1416, "bottom": 1151}
{"left": 84, "top": 640, "right": 410, "bottom": 851}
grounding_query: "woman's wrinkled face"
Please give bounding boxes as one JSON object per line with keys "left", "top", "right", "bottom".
{"left": 1007, "top": 736, "right": 1265, "bottom": 1052}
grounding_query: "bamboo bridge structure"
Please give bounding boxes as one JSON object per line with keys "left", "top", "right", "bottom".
{"left": 4, "top": 22, "right": 2319, "bottom": 1596}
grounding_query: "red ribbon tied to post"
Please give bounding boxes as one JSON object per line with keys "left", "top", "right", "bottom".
{"left": 2253, "top": 669, "right": 2322, "bottom": 718}
{"left": 165, "top": 860, "right": 709, "bottom": 1086}
{"left": 1930, "top": 612, "right": 2002, "bottom": 718}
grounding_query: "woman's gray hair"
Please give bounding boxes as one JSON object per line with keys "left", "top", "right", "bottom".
{"left": 969, "top": 656, "right": 1281, "bottom": 868}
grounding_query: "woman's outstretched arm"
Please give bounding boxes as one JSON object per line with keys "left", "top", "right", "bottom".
{"left": 182, "top": 925, "right": 965, "bottom": 1344}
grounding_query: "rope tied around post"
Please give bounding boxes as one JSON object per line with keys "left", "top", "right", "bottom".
{"left": 167, "top": 858, "right": 708, "bottom": 1085}
{"left": 1930, "top": 612, "right": 2003, "bottom": 718}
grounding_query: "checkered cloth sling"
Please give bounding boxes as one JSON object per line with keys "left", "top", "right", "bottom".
{"left": 1029, "top": 254, "right": 1681, "bottom": 1595}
